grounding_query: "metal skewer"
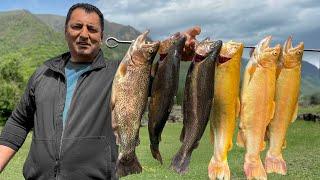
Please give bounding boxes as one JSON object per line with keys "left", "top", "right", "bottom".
{"left": 244, "top": 46, "right": 320, "bottom": 52}
{"left": 105, "top": 37, "right": 134, "bottom": 48}
{"left": 105, "top": 37, "right": 320, "bottom": 53}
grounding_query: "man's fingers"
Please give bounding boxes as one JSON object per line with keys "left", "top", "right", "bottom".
{"left": 183, "top": 26, "right": 201, "bottom": 38}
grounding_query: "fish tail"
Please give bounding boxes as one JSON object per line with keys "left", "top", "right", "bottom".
{"left": 170, "top": 149, "right": 191, "bottom": 174}
{"left": 150, "top": 143, "right": 163, "bottom": 164}
{"left": 244, "top": 156, "right": 267, "bottom": 180}
{"left": 179, "top": 126, "right": 186, "bottom": 142}
{"left": 236, "top": 130, "right": 245, "bottom": 148}
{"left": 208, "top": 157, "right": 230, "bottom": 180}
{"left": 116, "top": 151, "right": 142, "bottom": 177}
{"left": 265, "top": 152, "right": 287, "bottom": 175}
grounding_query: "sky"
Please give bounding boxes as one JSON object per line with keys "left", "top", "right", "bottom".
{"left": 0, "top": 0, "right": 319, "bottom": 68}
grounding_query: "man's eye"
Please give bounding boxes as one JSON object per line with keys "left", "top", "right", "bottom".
{"left": 88, "top": 26, "right": 99, "bottom": 33}
{"left": 71, "top": 25, "right": 82, "bottom": 30}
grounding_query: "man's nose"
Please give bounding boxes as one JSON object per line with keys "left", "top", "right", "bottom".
{"left": 79, "top": 27, "right": 89, "bottom": 39}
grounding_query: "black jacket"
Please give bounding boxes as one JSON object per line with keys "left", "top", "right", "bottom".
{"left": 0, "top": 50, "right": 119, "bottom": 180}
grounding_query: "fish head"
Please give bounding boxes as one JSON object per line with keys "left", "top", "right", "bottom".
{"left": 281, "top": 36, "right": 304, "bottom": 68}
{"left": 158, "top": 32, "right": 182, "bottom": 54}
{"left": 131, "top": 30, "right": 160, "bottom": 65}
{"left": 195, "top": 37, "right": 215, "bottom": 57}
{"left": 254, "top": 36, "right": 281, "bottom": 68}
{"left": 196, "top": 40, "right": 223, "bottom": 64}
{"left": 218, "top": 40, "right": 244, "bottom": 64}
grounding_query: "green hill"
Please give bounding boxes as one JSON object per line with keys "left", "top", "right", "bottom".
{"left": 0, "top": 10, "right": 137, "bottom": 79}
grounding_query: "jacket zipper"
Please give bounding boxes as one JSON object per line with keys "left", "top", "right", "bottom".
{"left": 56, "top": 71, "right": 89, "bottom": 179}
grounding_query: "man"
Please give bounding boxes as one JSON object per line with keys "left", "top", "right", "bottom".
{"left": 0, "top": 3, "right": 201, "bottom": 180}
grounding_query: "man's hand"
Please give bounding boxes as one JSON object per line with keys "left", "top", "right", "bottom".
{"left": 181, "top": 26, "right": 201, "bottom": 61}
{"left": 0, "top": 145, "right": 16, "bottom": 173}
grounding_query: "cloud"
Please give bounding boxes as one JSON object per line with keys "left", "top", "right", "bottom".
{"left": 95, "top": 0, "right": 320, "bottom": 66}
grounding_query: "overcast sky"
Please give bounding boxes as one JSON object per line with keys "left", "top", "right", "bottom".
{"left": 0, "top": 0, "right": 319, "bottom": 67}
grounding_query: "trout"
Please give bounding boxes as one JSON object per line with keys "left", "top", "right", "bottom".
{"left": 237, "top": 36, "right": 281, "bottom": 180}
{"left": 265, "top": 36, "right": 304, "bottom": 175}
{"left": 208, "top": 41, "right": 244, "bottom": 180}
{"left": 111, "top": 30, "right": 160, "bottom": 177}
{"left": 170, "top": 39, "right": 222, "bottom": 174}
{"left": 148, "top": 33, "right": 186, "bottom": 164}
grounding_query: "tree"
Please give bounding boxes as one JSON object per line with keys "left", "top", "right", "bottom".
{"left": 0, "top": 52, "right": 25, "bottom": 125}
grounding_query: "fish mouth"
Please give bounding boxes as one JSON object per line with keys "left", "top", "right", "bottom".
{"left": 194, "top": 40, "right": 222, "bottom": 63}
{"left": 134, "top": 30, "right": 160, "bottom": 49}
{"left": 218, "top": 41, "right": 243, "bottom": 64}
{"left": 193, "top": 38, "right": 214, "bottom": 62}
{"left": 217, "top": 55, "right": 232, "bottom": 64}
{"left": 256, "top": 35, "right": 272, "bottom": 54}
{"left": 254, "top": 36, "right": 281, "bottom": 66}
{"left": 284, "top": 36, "right": 304, "bottom": 54}
{"left": 282, "top": 36, "right": 304, "bottom": 68}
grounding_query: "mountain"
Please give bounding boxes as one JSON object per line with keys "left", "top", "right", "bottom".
{"left": 0, "top": 10, "right": 65, "bottom": 54}
{"left": 0, "top": 10, "right": 148, "bottom": 78}
{"left": 35, "top": 14, "right": 143, "bottom": 41}
{"left": 240, "top": 58, "right": 320, "bottom": 95}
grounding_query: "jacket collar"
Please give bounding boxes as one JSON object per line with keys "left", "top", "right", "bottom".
{"left": 44, "top": 50, "right": 106, "bottom": 74}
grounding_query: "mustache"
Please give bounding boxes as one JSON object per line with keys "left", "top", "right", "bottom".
{"left": 76, "top": 41, "right": 91, "bottom": 45}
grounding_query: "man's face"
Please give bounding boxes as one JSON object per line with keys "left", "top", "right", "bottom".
{"left": 65, "top": 8, "right": 103, "bottom": 62}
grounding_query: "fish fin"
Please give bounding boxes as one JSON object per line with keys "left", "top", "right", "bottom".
{"left": 119, "top": 62, "right": 127, "bottom": 77}
{"left": 236, "top": 130, "right": 245, "bottom": 148}
{"left": 151, "top": 61, "right": 159, "bottom": 77}
{"left": 168, "top": 98, "right": 175, "bottom": 113}
{"left": 210, "top": 123, "right": 214, "bottom": 144}
{"left": 260, "top": 141, "right": 266, "bottom": 151}
{"left": 291, "top": 102, "right": 298, "bottom": 123}
{"left": 111, "top": 87, "right": 116, "bottom": 111}
{"left": 116, "top": 151, "right": 142, "bottom": 177}
{"left": 180, "top": 126, "right": 185, "bottom": 142}
{"left": 170, "top": 150, "right": 191, "bottom": 174}
{"left": 111, "top": 110, "right": 120, "bottom": 145}
{"left": 270, "top": 101, "right": 275, "bottom": 120}
{"left": 248, "top": 62, "right": 257, "bottom": 83}
{"left": 236, "top": 97, "right": 240, "bottom": 118}
{"left": 276, "top": 65, "right": 282, "bottom": 80}
{"left": 264, "top": 125, "right": 270, "bottom": 142}
{"left": 208, "top": 158, "right": 230, "bottom": 180}
{"left": 282, "top": 140, "right": 287, "bottom": 149}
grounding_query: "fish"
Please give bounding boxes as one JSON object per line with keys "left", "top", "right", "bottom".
{"left": 265, "top": 36, "right": 304, "bottom": 175}
{"left": 148, "top": 33, "right": 186, "bottom": 164}
{"left": 237, "top": 36, "right": 281, "bottom": 180}
{"left": 170, "top": 39, "right": 223, "bottom": 174}
{"left": 111, "top": 30, "right": 160, "bottom": 177}
{"left": 208, "top": 41, "right": 244, "bottom": 180}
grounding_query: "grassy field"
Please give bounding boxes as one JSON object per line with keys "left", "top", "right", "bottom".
{"left": 0, "top": 120, "right": 320, "bottom": 179}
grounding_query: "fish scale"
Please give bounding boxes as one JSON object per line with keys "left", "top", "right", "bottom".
{"left": 237, "top": 36, "right": 281, "bottom": 180}
{"left": 208, "top": 41, "right": 243, "bottom": 180}
{"left": 265, "top": 36, "right": 304, "bottom": 176}
{"left": 170, "top": 39, "right": 222, "bottom": 174}
{"left": 111, "top": 30, "right": 160, "bottom": 178}
{"left": 148, "top": 33, "right": 186, "bottom": 164}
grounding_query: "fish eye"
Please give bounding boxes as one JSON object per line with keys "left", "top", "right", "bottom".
{"left": 296, "top": 50, "right": 302, "bottom": 55}
{"left": 148, "top": 49, "right": 154, "bottom": 54}
{"left": 272, "top": 51, "right": 278, "bottom": 56}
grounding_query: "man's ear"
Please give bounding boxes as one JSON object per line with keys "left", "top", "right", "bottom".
{"left": 64, "top": 27, "right": 67, "bottom": 40}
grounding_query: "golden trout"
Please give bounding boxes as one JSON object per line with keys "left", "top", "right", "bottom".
{"left": 170, "top": 39, "right": 222, "bottom": 174}
{"left": 208, "top": 41, "right": 243, "bottom": 180}
{"left": 148, "top": 33, "right": 186, "bottom": 164}
{"left": 237, "top": 36, "right": 281, "bottom": 180}
{"left": 111, "top": 30, "right": 160, "bottom": 177}
{"left": 265, "top": 37, "right": 304, "bottom": 175}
